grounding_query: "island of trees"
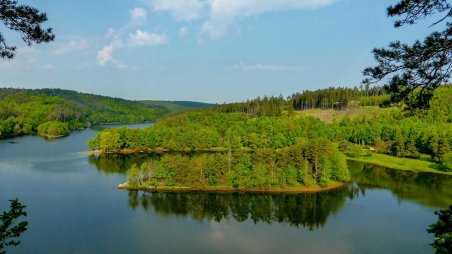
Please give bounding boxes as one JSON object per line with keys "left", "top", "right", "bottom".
{"left": 88, "top": 84, "right": 452, "bottom": 191}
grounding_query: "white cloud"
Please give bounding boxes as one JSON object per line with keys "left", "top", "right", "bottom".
{"left": 127, "top": 30, "right": 168, "bottom": 47}
{"left": 52, "top": 39, "right": 90, "bottom": 56}
{"left": 96, "top": 29, "right": 166, "bottom": 69}
{"left": 143, "top": 0, "right": 206, "bottom": 21}
{"left": 230, "top": 61, "right": 304, "bottom": 71}
{"left": 129, "top": 7, "right": 147, "bottom": 26}
{"left": 203, "top": 0, "right": 335, "bottom": 37}
{"left": 142, "top": 0, "right": 335, "bottom": 38}
{"left": 178, "top": 27, "right": 188, "bottom": 38}
{"left": 97, "top": 39, "right": 123, "bottom": 66}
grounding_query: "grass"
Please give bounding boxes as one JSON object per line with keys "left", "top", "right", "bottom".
{"left": 295, "top": 106, "right": 390, "bottom": 124}
{"left": 347, "top": 152, "right": 452, "bottom": 175}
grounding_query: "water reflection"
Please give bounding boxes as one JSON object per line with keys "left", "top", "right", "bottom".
{"left": 89, "top": 154, "right": 159, "bottom": 174}
{"left": 348, "top": 160, "right": 452, "bottom": 208}
{"left": 89, "top": 154, "right": 452, "bottom": 223}
{"left": 127, "top": 189, "right": 351, "bottom": 230}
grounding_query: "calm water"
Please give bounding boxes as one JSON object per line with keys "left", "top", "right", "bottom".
{"left": 0, "top": 125, "right": 451, "bottom": 254}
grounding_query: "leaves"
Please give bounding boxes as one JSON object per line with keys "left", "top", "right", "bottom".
{"left": 0, "top": 199, "right": 28, "bottom": 254}
{"left": 364, "top": 0, "right": 451, "bottom": 110}
{"left": 427, "top": 205, "right": 452, "bottom": 254}
{"left": 0, "top": 0, "right": 54, "bottom": 59}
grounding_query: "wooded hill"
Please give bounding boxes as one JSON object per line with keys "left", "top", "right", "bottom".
{"left": 89, "top": 85, "right": 452, "bottom": 190}
{"left": 0, "top": 88, "right": 213, "bottom": 138}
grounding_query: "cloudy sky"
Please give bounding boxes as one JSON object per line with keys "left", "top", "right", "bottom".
{"left": 0, "top": 0, "right": 439, "bottom": 103}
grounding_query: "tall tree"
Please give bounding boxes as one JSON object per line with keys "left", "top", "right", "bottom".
{"left": 363, "top": 0, "right": 451, "bottom": 110}
{"left": 0, "top": 0, "right": 54, "bottom": 59}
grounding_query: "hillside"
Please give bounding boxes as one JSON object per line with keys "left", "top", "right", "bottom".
{"left": 140, "top": 100, "right": 215, "bottom": 114}
{"left": 0, "top": 88, "right": 212, "bottom": 138}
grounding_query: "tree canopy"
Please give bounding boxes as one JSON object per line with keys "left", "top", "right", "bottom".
{"left": 0, "top": 0, "right": 54, "bottom": 59}
{"left": 363, "top": 0, "right": 451, "bottom": 110}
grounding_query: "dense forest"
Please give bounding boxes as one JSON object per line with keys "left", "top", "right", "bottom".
{"left": 89, "top": 85, "right": 452, "bottom": 190}
{"left": 0, "top": 88, "right": 213, "bottom": 139}
{"left": 89, "top": 112, "right": 351, "bottom": 188}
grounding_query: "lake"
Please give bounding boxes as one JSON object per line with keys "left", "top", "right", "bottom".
{"left": 0, "top": 125, "right": 450, "bottom": 254}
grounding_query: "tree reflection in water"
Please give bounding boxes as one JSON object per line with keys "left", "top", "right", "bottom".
{"left": 89, "top": 154, "right": 452, "bottom": 229}
{"left": 348, "top": 160, "right": 452, "bottom": 208}
{"left": 127, "top": 188, "right": 353, "bottom": 230}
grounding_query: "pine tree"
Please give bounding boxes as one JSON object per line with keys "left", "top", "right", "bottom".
{"left": 392, "top": 134, "right": 405, "bottom": 158}
{"left": 363, "top": 0, "right": 451, "bottom": 110}
{"left": 437, "top": 135, "right": 450, "bottom": 163}
{"left": 405, "top": 135, "right": 420, "bottom": 159}
{"left": 0, "top": 0, "right": 54, "bottom": 59}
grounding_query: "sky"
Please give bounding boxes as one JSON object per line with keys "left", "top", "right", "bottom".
{"left": 0, "top": 0, "right": 442, "bottom": 103}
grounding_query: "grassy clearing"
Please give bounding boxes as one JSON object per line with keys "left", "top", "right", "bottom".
{"left": 347, "top": 153, "right": 452, "bottom": 175}
{"left": 295, "top": 106, "right": 389, "bottom": 123}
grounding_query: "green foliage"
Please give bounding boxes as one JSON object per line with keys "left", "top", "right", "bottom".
{"left": 0, "top": 199, "right": 28, "bottom": 254}
{"left": 37, "top": 121, "right": 69, "bottom": 138}
{"left": 124, "top": 142, "right": 349, "bottom": 190}
{"left": 0, "top": 88, "right": 210, "bottom": 139}
{"left": 427, "top": 205, "right": 452, "bottom": 254}
{"left": 443, "top": 153, "right": 452, "bottom": 171}
{"left": 336, "top": 86, "right": 452, "bottom": 170}
{"left": 291, "top": 86, "right": 387, "bottom": 110}
{"left": 99, "top": 131, "right": 121, "bottom": 152}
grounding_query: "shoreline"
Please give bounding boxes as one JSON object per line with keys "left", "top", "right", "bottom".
{"left": 117, "top": 182, "right": 346, "bottom": 194}
{"left": 80, "top": 147, "right": 249, "bottom": 155}
{"left": 347, "top": 153, "right": 452, "bottom": 176}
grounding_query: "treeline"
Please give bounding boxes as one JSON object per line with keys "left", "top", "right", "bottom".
{"left": 213, "top": 86, "right": 389, "bottom": 117}
{"left": 89, "top": 112, "right": 332, "bottom": 151}
{"left": 0, "top": 88, "right": 210, "bottom": 139}
{"left": 126, "top": 189, "right": 352, "bottom": 229}
{"left": 214, "top": 95, "right": 288, "bottom": 117}
{"left": 291, "top": 86, "right": 387, "bottom": 110}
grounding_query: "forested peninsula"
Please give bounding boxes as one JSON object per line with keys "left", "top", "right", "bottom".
{"left": 88, "top": 85, "right": 452, "bottom": 192}
{"left": 0, "top": 88, "right": 213, "bottom": 139}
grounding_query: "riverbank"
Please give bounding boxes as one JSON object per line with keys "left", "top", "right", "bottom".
{"left": 117, "top": 181, "right": 345, "bottom": 194}
{"left": 347, "top": 152, "right": 452, "bottom": 175}
{"left": 80, "top": 147, "right": 250, "bottom": 155}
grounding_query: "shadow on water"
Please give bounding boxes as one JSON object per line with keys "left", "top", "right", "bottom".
{"left": 88, "top": 154, "right": 160, "bottom": 174}
{"left": 127, "top": 188, "right": 353, "bottom": 230}
{"left": 348, "top": 160, "right": 452, "bottom": 208}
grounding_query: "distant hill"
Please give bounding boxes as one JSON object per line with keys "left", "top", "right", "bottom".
{"left": 140, "top": 100, "right": 216, "bottom": 113}
{"left": 0, "top": 88, "right": 213, "bottom": 138}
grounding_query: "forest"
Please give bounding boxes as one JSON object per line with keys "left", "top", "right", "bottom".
{"left": 0, "top": 88, "right": 213, "bottom": 139}
{"left": 89, "top": 85, "right": 452, "bottom": 190}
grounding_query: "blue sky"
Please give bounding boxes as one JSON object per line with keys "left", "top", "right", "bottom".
{"left": 0, "top": 0, "right": 440, "bottom": 103}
